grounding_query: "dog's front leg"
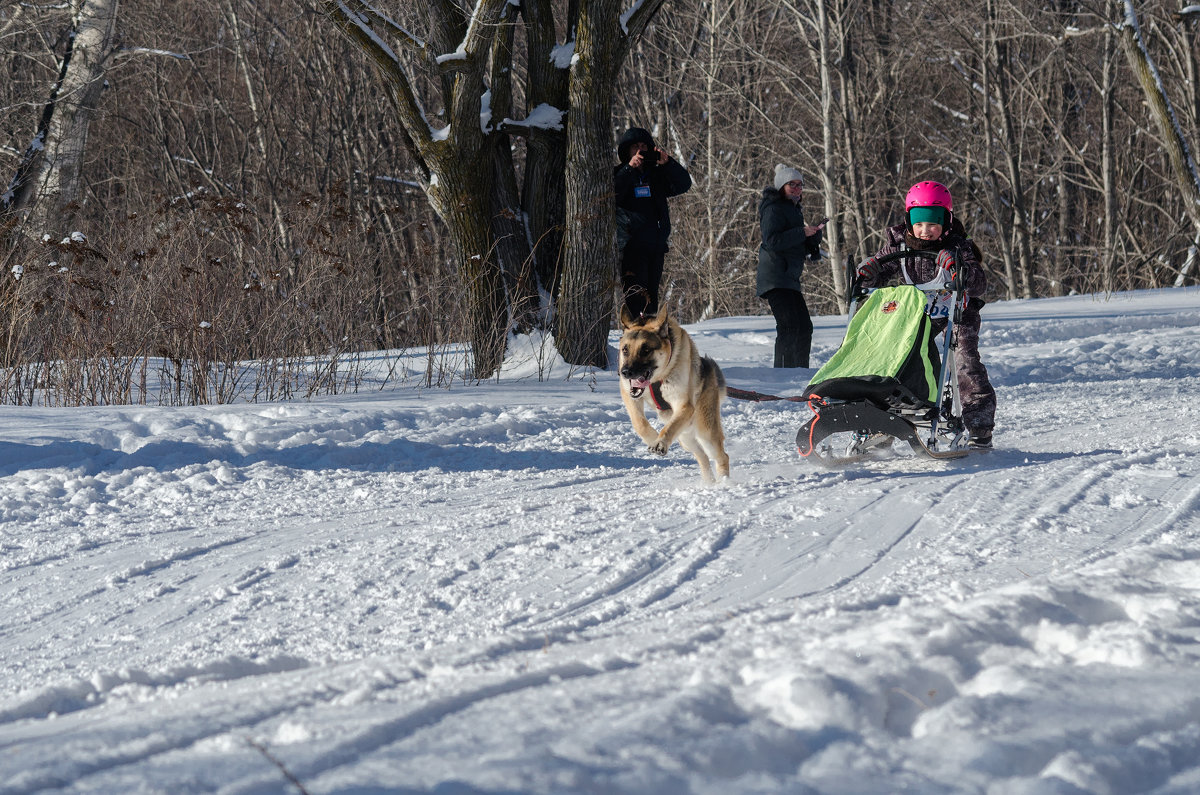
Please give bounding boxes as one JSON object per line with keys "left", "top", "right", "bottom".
{"left": 622, "top": 391, "right": 659, "bottom": 447}
{"left": 650, "top": 402, "right": 695, "bottom": 455}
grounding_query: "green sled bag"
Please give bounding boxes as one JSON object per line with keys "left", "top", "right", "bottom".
{"left": 803, "top": 285, "right": 940, "bottom": 410}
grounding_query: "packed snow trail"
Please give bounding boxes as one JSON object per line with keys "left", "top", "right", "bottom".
{"left": 2, "top": 288, "right": 1200, "bottom": 793}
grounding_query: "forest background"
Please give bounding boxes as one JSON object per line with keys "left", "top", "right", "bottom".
{"left": 2, "top": 0, "right": 1198, "bottom": 406}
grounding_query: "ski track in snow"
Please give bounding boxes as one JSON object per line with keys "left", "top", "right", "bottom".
{"left": 2, "top": 288, "right": 1200, "bottom": 793}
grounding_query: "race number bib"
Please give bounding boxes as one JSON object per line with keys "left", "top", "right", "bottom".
{"left": 925, "top": 290, "right": 958, "bottom": 320}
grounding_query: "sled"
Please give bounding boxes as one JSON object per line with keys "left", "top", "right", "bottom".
{"left": 796, "top": 249, "right": 971, "bottom": 466}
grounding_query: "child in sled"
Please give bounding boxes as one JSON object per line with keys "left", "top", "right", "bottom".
{"left": 855, "top": 180, "right": 997, "bottom": 448}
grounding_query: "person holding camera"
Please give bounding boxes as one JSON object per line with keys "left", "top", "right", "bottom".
{"left": 614, "top": 127, "right": 692, "bottom": 318}
{"left": 757, "top": 164, "right": 825, "bottom": 368}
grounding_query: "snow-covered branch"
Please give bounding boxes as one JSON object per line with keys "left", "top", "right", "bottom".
{"left": 332, "top": 0, "right": 404, "bottom": 70}
{"left": 113, "top": 47, "right": 192, "bottom": 61}
{"left": 620, "top": 0, "right": 667, "bottom": 38}
{"left": 499, "top": 103, "right": 566, "bottom": 133}
{"left": 321, "top": 0, "right": 443, "bottom": 148}
{"left": 440, "top": 0, "right": 509, "bottom": 65}
{"left": 1062, "top": 25, "right": 1105, "bottom": 40}
{"left": 345, "top": 0, "right": 425, "bottom": 53}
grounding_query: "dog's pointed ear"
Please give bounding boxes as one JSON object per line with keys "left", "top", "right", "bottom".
{"left": 649, "top": 305, "right": 670, "bottom": 338}
{"left": 618, "top": 304, "right": 636, "bottom": 330}
{"left": 640, "top": 305, "right": 667, "bottom": 329}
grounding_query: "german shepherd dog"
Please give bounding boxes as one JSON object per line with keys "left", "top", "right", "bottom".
{"left": 618, "top": 305, "right": 730, "bottom": 482}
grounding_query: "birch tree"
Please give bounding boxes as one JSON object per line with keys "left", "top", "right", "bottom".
{"left": 2, "top": 0, "right": 119, "bottom": 233}
{"left": 809, "top": 0, "right": 848, "bottom": 308}
{"left": 1116, "top": 0, "right": 1200, "bottom": 238}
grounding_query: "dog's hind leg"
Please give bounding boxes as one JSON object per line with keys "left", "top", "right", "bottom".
{"left": 700, "top": 433, "right": 729, "bottom": 480}
{"left": 677, "top": 431, "right": 715, "bottom": 483}
{"left": 696, "top": 398, "right": 730, "bottom": 480}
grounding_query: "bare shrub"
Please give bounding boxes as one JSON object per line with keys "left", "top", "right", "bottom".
{"left": 0, "top": 186, "right": 456, "bottom": 405}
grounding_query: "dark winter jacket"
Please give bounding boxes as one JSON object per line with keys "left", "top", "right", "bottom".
{"left": 866, "top": 219, "right": 987, "bottom": 299}
{"left": 613, "top": 127, "right": 692, "bottom": 253}
{"left": 757, "top": 187, "right": 822, "bottom": 297}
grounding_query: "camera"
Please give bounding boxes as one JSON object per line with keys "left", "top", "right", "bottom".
{"left": 636, "top": 150, "right": 656, "bottom": 169}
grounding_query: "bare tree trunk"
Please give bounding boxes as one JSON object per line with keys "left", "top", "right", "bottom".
{"left": 1180, "top": 10, "right": 1200, "bottom": 136}
{"left": 486, "top": 5, "right": 539, "bottom": 333}
{"left": 221, "top": 0, "right": 290, "bottom": 258}
{"left": 703, "top": 0, "right": 717, "bottom": 318}
{"left": 1117, "top": 0, "right": 1200, "bottom": 239}
{"left": 992, "top": 33, "right": 1035, "bottom": 299}
{"left": 556, "top": 0, "right": 666, "bottom": 367}
{"left": 837, "top": 1, "right": 870, "bottom": 302}
{"left": 3, "top": 0, "right": 119, "bottom": 233}
{"left": 980, "top": 10, "right": 1018, "bottom": 301}
{"left": 323, "top": 0, "right": 513, "bottom": 378}
{"left": 1179, "top": 230, "right": 1200, "bottom": 287}
{"left": 557, "top": 0, "right": 623, "bottom": 368}
{"left": 815, "top": 0, "right": 845, "bottom": 307}
{"left": 1102, "top": 26, "right": 1119, "bottom": 294}
{"left": 520, "top": 0, "right": 571, "bottom": 302}
{"left": 1050, "top": 17, "right": 1087, "bottom": 298}
{"left": 437, "top": 167, "right": 509, "bottom": 380}
{"left": 1053, "top": 173, "right": 1070, "bottom": 296}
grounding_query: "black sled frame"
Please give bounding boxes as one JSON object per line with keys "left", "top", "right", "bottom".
{"left": 797, "top": 250, "right": 970, "bottom": 466}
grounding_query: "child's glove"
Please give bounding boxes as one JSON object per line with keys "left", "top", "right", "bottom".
{"left": 856, "top": 255, "right": 881, "bottom": 283}
{"left": 936, "top": 248, "right": 962, "bottom": 290}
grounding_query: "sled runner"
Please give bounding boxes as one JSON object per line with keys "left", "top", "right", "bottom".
{"left": 796, "top": 250, "right": 971, "bottom": 466}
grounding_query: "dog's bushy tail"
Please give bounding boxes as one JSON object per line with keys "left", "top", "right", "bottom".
{"left": 701, "top": 356, "right": 726, "bottom": 392}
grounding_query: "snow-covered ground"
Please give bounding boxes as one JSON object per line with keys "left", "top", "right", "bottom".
{"left": 2, "top": 287, "right": 1200, "bottom": 794}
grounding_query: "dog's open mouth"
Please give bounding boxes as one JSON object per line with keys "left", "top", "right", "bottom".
{"left": 628, "top": 377, "right": 651, "bottom": 398}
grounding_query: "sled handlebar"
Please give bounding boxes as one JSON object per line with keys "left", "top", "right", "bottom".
{"left": 849, "top": 249, "right": 953, "bottom": 299}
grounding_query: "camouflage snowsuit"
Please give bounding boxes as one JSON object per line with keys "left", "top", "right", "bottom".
{"left": 863, "top": 222, "right": 997, "bottom": 435}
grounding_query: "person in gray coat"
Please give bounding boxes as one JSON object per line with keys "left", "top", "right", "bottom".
{"left": 757, "top": 164, "right": 825, "bottom": 367}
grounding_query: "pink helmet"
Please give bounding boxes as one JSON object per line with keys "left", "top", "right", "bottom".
{"left": 905, "top": 180, "right": 953, "bottom": 212}
{"left": 905, "top": 181, "right": 953, "bottom": 230}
